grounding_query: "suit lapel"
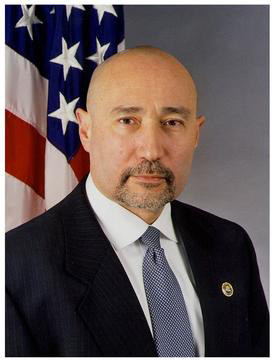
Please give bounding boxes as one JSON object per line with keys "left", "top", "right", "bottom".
{"left": 78, "top": 247, "right": 156, "bottom": 356}
{"left": 171, "top": 201, "right": 238, "bottom": 356}
{"left": 61, "top": 179, "right": 156, "bottom": 356}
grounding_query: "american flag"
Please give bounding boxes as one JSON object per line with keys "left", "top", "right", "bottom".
{"left": 5, "top": 5, "right": 125, "bottom": 231}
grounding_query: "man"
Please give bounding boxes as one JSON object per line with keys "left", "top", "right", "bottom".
{"left": 6, "top": 46, "right": 269, "bottom": 357}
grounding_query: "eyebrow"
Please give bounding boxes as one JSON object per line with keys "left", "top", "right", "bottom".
{"left": 110, "top": 105, "right": 192, "bottom": 119}
{"left": 161, "top": 106, "right": 191, "bottom": 119}
{"left": 111, "top": 106, "right": 144, "bottom": 115}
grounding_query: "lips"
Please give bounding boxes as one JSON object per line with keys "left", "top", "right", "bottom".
{"left": 131, "top": 175, "right": 165, "bottom": 183}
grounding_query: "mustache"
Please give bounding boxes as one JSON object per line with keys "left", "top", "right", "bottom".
{"left": 120, "top": 160, "right": 175, "bottom": 186}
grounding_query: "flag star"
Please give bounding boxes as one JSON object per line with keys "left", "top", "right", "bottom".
{"left": 65, "top": 5, "right": 85, "bottom": 21}
{"left": 93, "top": 5, "right": 117, "bottom": 25}
{"left": 48, "top": 93, "right": 79, "bottom": 135}
{"left": 15, "top": 5, "right": 43, "bottom": 40}
{"left": 50, "top": 37, "right": 83, "bottom": 80}
{"left": 87, "top": 38, "right": 110, "bottom": 65}
{"left": 50, "top": 7, "right": 55, "bottom": 15}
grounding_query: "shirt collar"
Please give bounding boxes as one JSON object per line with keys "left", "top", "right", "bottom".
{"left": 85, "top": 173, "right": 178, "bottom": 250}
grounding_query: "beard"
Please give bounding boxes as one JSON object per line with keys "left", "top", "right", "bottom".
{"left": 114, "top": 160, "right": 176, "bottom": 212}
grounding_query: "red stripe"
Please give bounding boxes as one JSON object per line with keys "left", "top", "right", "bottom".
{"left": 69, "top": 144, "right": 90, "bottom": 181}
{"left": 5, "top": 109, "right": 45, "bottom": 198}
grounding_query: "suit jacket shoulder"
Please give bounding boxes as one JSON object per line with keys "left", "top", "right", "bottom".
{"left": 172, "top": 199, "right": 248, "bottom": 238}
{"left": 171, "top": 199, "right": 260, "bottom": 268}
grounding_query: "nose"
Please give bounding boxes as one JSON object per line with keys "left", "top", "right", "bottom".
{"left": 135, "top": 123, "right": 165, "bottom": 162}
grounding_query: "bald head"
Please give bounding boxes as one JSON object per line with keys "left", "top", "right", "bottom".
{"left": 86, "top": 46, "right": 197, "bottom": 114}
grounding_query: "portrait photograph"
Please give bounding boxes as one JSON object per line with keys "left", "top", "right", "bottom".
{"left": 5, "top": 4, "right": 269, "bottom": 357}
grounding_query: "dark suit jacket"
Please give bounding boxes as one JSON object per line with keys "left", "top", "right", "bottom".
{"left": 6, "top": 178, "right": 269, "bottom": 357}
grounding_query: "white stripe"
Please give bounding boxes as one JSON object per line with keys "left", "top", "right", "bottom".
{"left": 44, "top": 139, "right": 78, "bottom": 210}
{"left": 5, "top": 173, "right": 45, "bottom": 232}
{"left": 5, "top": 45, "right": 48, "bottom": 137}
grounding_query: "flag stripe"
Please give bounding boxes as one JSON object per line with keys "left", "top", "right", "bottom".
{"left": 44, "top": 139, "right": 77, "bottom": 210}
{"left": 69, "top": 144, "right": 90, "bottom": 181}
{"left": 5, "top": 45, "right": 48, "bottom": 138}
{"left": 6, "top": 109, "right": 45, "bottom": 198}
{"left": 5, "top": 173, "right": 45, "bottom": 232}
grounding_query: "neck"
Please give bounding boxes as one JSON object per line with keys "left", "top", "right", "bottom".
{"left": 119, "top": 203, "right": 164, "bottom": 224}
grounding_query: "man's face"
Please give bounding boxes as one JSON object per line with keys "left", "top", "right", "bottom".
{"left": 77, "top": 52, "right": 204, "bottom": 216}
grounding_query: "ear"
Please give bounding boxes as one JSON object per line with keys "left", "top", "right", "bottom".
{"left": 76, "top": 108, "right": 91, "bottom": 153}
{"left": 194, "top": 114, "right": 205, "bottom": 148}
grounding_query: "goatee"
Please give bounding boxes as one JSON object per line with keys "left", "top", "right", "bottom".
{"left": 114, "top": 160, "right": 175, "bottom": 212}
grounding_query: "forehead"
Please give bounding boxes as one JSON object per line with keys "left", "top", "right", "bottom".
{"left": 89, "top": 53, "right": 197, "bottom": 110}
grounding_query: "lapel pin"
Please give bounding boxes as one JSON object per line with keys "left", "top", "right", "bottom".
{"left": 222, "top": 282, "right": 234, "bottom": 297}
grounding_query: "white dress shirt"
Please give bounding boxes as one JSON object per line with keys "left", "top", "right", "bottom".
{"left": 86, "top": 174, "right": 205, "bottom": 356}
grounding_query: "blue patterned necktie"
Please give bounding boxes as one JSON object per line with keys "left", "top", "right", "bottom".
{"left": 140, "top": 226, "right": 196, "bottom": 357}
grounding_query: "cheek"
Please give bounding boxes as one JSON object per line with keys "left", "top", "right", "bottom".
{"left": 168, "top": 140, "right": 196, "bottom": 192}
{"left": 169, "top": 135, "right": 196, "bottom": 166}
{"left": 172, "top": 150, "right": 194, "bottom": 176}
{"left": 90, "top": 130, "right": 132, "bottom": 176}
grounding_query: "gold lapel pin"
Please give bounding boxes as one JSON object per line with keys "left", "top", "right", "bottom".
{"left": 222, "top": 282, "right": 234, "bottom": 297}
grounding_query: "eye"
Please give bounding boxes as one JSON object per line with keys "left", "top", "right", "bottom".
{"left": 162, "top": 119, "right": 184, "bottom": 127}
{"left": 118, "top": 118, "right": 136, "bottom": 125}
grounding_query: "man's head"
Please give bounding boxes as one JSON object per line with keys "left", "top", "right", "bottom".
{"left": 76, "top": 46, "right": 205, "bottom": 223}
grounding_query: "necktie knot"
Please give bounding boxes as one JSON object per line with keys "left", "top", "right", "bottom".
{"left": 141, "top": 226, "right": 161, "bottom": 249}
